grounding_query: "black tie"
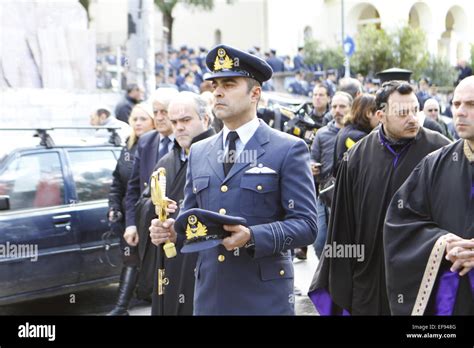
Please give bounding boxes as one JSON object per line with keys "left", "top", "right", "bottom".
{"left": 158, "top": 136, "right": 171, "bottom": 161}
{"left": 224, "top": 131, "right": 239, "bottom": 176}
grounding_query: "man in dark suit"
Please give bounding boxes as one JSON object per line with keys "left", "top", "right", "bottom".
{"left": 124, "top": 87, "right": 178, "bottom": 299}
{"left": 138, "top": 91, "right": 215, "bottom": 315}
{"left": 115, "top": 84, "right": 144, "bottom": 124}
{"left": 288, "top": 69, "right": 309, "bottom": 96}
{"left": 293, "top": 46, "right": 307, "bottom": 71}
{"left": 150, "top": 44, "right": 318, "bottom": 315}
{"left": 266, "top": 49, "right": 285, "bottom": 73}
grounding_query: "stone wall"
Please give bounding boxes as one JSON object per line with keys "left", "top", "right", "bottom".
{"left": 0, "top": 1, "right": 96, "bottom": 89}
{"left": 0, "top": 88, "right": 122, "bottom": 128}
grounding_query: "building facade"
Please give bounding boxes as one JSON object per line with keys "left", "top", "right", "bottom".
{"left": 90, "top": 0, "right": 473, "bottom": 64}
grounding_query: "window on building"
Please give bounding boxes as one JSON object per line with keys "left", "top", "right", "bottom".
{"left": 304, "top": 26, "right": 313, "bottom": 41}
{"left": 215, "top": 29, "right": 222, "bottom": 45}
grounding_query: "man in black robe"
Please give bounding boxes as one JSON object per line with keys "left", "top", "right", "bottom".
{"left": 308, "top": 80, "right": 451, "bottom": 315}
{"left": 135, "top": 91, "right": 215, "bottom": 315}
{"left": 384, "top": 76, "right": 474, "bottom": 315}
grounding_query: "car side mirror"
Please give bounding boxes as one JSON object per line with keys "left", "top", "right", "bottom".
{"left": 0, "top": 195, "right": 10, "bottom": 211}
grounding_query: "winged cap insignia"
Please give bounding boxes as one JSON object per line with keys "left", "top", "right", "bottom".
{"left": 185, "top": 215, "right": 208, "bottom": 240}
{"left": 214, "top": 48, "right": 233, "bottom": 71}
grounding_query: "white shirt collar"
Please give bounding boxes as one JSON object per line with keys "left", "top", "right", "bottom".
{"left": 160, "top": 133, "right": 175, "bottom": 142}
{"left": 222, "top": 117, "right": 260, "bottom": 147}
{"left": 180, "top": 148, "right": 188, "bottom": 162}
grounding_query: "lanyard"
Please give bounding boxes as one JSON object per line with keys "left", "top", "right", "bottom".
{"left": 378, "top": 130, "right": 413, "bottom": 168}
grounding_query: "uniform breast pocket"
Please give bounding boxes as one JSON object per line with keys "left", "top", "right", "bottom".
{"left": 192, "top": 176, "right": 210, "bottom": 208}
{"left": 240, "top": 174, "right": 279, "bottom": 217}
{"left": 258, "top": 256, "right": 294, "bottom": 281}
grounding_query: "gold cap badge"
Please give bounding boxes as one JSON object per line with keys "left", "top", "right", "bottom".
{"left": 214, "top": 48, "right": 233, "bottom": 71}
{"left": 186, "top": 215, "right": 208, "bottom": 240}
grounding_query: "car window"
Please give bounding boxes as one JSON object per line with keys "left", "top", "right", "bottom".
{"left": 68, "top": 150, "right": 116, "bottom": 202}
{"left": 0, "top": 152, "right": 65, "bottom": 210}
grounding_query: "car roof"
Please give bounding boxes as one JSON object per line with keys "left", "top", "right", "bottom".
{"left": 0, "top": 129, "right": 122, "bottom": 161}
{"left": 262, "top": 91, "right": 311, "bottom": 105}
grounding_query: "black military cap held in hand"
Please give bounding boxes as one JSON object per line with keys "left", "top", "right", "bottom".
{"left": 175, "top": 208, "right": 248, "bottom": 253}
{"left": 204, "top": 44, "right": 273, "bottom": 84}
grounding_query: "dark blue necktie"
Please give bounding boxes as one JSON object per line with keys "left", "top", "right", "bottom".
{"left": 224, "top": 131, "right": 239, "bottom": 176}
{"left": 158, "top": 136, "right": 171, "bottom": 161}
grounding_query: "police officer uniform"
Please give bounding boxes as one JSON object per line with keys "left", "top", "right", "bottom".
{"left": 178, "top": 45, "right": 318, "bottom": 315}
{"left": 288, "top": 70, "right": 309, "bottom": 96}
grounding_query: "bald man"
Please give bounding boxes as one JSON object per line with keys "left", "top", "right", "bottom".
{"left": 385, "top": 76, "right": 474, "bottom": 315}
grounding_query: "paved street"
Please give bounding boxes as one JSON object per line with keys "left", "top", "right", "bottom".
{"left": 293, "top": 246, "right": 319, "bottom": 316}
{"left": 0, "top": 248, "right": 319, "bottom": 316}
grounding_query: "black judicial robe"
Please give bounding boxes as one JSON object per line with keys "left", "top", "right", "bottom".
{"left": 134, "top": 145, "right": 192, "bottom": 309}
{"left": 308, "top": 127, "right": 450, "bottom": 315}
{"left": 151, "top": 147, "right": 194, "bottom": 315}
{"left": 384, "top": 139, "right": 474, "bottom": 315}
{"left": 135, "top": 128, "right": 215, "bottom": 315}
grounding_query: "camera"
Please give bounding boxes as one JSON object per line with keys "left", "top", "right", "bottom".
{"left": 258, "top": 101, "right": 316, "bottom": 146}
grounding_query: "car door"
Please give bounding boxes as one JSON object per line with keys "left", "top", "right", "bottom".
{"left": 0, "top": 150, "right": 81, "bottom": 302}
{"left": 66, "top": 148, "right": 121, "bottom": 283}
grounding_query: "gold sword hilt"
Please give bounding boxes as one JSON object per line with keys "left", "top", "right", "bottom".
{"left": 151, "top": 168, "right": 177, "bottom": 259}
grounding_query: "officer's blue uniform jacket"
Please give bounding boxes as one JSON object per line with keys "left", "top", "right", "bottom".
{"left": 181, "top": 120, "right": 318, "bottom": 315}
{"left": 288, "top": 80, "right": 309, "bottom": 96}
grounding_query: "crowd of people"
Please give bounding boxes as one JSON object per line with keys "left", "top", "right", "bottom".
{"left": 93, "top": 43, "right": 473, "bottom": 316}
{"left": 304, "top": 69, "right": 473, "bottom": 315}
{"left": 97, "top": 44, "right": 472, "bottom": 104}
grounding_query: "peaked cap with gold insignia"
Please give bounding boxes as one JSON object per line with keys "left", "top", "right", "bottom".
{"left": 204, "top": 44, "right": 273, "bottom": 85}
{"left": 175, "top": 208, "right": 247, "bottom": 253}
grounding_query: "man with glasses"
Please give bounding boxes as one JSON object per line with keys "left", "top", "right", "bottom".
{"left": 423, "top": 98, "right": 453, "bottom": 140}
{"left": 308, "top": 79, "right": 450, "bottom": 315}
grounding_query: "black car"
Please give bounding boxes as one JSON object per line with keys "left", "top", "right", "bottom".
{"left": 0, "top": 127, "right": 123, "bottom": 305}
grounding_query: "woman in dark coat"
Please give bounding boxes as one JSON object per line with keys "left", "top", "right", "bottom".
{"left": 333, "top": 94, "right": 379, "bottom": 175}
{"left": 107, "top": 103, "right": 155, "bottom": 315}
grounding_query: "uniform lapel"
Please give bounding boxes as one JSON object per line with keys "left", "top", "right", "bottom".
{"left": 206, "top": 132, "right": 225, "bottom": 181}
